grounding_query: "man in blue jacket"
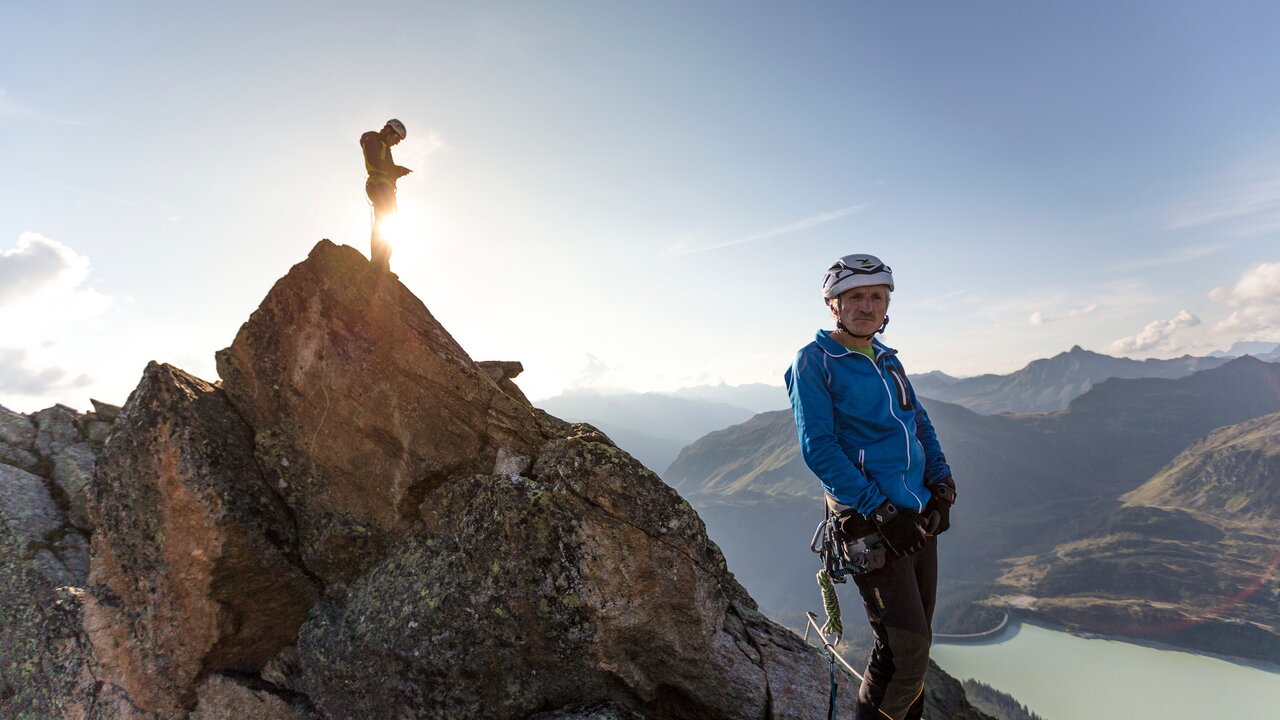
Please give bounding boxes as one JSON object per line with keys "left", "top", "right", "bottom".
{"left": 785, "top": 254, "right": 956, "bottom": 720}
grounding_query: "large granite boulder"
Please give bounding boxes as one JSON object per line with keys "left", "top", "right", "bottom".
{"left": 215, "top": 240, "right": 545, "bottom": 584}
{"left": 296, "top": 425, "right": 846, "bottom": 718}
{"left": 85, "top": 363, "right": 317, "bottom": 716}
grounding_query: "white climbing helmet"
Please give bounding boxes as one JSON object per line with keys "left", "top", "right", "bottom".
{"left": 821, "top": 254, "right": 894, "bottom": 300}
{"left": 385, "top": 118, "right": 407, "bottom": 140}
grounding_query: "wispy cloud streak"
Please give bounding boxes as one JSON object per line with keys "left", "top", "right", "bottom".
{"left": 1113, "top": 242, "right": 1229, "bottom": 271}
{"left": 0, "top": 88, "right": 83, "bottom": 125}
{"left": 662, "top": 203, "right": 869, "bottom": 257}
{"left": 41, "top": 179, "right": 139, "bottom": 208}
{"left": 1168, "top": 161, "right": 1280, "bottom": 234}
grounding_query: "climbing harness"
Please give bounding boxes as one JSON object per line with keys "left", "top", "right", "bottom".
{"left": 810, "top": 509, "right": 888, "bottom": 585}
{"left": 809, "top": 508, "right": 887, "bottom": 639}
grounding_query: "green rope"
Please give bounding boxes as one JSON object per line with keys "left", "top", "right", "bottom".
{"left": 816, "top": 569, "right": 842, "bottom": 639}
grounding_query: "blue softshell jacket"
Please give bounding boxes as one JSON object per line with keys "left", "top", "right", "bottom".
{"left": 784, "top": 330, "right": 951, "bottom": 517}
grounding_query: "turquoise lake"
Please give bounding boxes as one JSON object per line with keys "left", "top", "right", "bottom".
{"left": 931, "top": 622, "right": 1280, "bottom": 719}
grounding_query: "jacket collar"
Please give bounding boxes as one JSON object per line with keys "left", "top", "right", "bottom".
{"left": 814, "top": 330, "right": 897, "bottom": 360}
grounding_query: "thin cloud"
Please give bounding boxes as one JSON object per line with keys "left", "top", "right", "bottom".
{"left": 1169, "top": 178, "right": 1280, "bottom": 229}
{"left": 0, "top": 88, "right": 82, "bottom": 125}
{"left": 915, "top": 287, "right": 981, "bottom": 312}
{"left": 1110, "top": 310, "right": 1200, "bottom": 354}
{"left": 0, "top": 89, "right": 37, "bottom": 118}
{"left": 1113, "top": 242, "right": 1229, "bottom": 271}
{"left": 396, "top": 129, "right": 446, "bottom": 171}
{"left": 476, "top": 12, "right": 535, "bottom": 57}
{"left": 40, "top": 179, "right": 139, "bottom": 208}
{"left": 572, "top": 353, "right": 610, "bottom": 387}
{"left": 1167, "top": 156, "right": 1280, "bottom": 235}
{"left": 662, "top": 203, "right": 869, "bottom": 258}
{"left": 1028, "top": 303, "right": 1098, "bottom": 326}
{"left": 0, "top": 347, "right": 91, "bottom": 396}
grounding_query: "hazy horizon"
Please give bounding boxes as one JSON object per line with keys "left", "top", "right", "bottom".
{"left": 5, "top": 2, "right": 1280, "bottom": 412}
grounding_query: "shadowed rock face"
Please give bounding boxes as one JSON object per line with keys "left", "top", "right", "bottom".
{"left": 86, "top": 362, "right": 317, "bottom": 716}
{"left": 3, "top": 239, "right": 992, "bottom": 719}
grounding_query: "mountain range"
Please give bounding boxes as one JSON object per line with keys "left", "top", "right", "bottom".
{"left": 998, "top": 411, "right": 1280, "bottom": 660}
{"left": 663, "top": 357, "right": 1280, "bottom": 661}
{"left": 535, "top": 346, "right": 1275, "bottom": 479}
{"left": 908, "top": 345, "right": 1235, "bottom": 415}
{"left": 534, "top": 389, "right": 767, "bottom": 474}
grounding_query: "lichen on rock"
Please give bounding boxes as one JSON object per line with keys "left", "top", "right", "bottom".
{"left": 86, "top": 362, "right": 316, "bottom": 716}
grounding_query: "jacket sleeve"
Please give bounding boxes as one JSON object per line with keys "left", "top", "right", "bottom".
{"left": 785, "top": 347, "right": 887, "bottom": 515}
{"left": 907, "top": 380, "right": 953, "bottom": 488}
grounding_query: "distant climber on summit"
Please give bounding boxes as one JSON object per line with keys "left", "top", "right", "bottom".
{"left": 785, "top": 254, "right": 956, "bottom": 720}
{"left": 361, "top": 118, "right": 412, "bottom": 271}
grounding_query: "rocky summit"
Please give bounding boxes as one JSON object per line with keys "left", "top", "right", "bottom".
{"left": 1, "top": 240, "right": 991, "bottom": 719}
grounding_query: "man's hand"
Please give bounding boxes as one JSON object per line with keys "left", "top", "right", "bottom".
{"left": 870, "top": 500, "right": 927, "bottom": 558}
{"left": 924, "top": 481, "right": 956, "bottom": 536}
{"left": 395, "top": 166, "right": 412, "bottom": 178}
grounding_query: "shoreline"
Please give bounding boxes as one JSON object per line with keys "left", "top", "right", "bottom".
{"left": 932, "top": 612, "right": 1011, "bottom": 644}
{"left": 934, "top": 613, "right": 1280, "bottom": 674}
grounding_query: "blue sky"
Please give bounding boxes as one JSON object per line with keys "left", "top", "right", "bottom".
{"left": 3, "top": 1, "right": 1280, "bottom": 412}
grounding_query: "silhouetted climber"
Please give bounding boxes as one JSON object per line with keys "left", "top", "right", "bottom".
{"left": 786, "top": 255, "right": 957, "bottom": 720}
{"left": 361, "top": 119, "right": 412, "bottom": 271}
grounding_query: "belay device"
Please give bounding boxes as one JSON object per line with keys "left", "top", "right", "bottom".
{"left": 809, "top": 509, "right": 887, "bottom": 639}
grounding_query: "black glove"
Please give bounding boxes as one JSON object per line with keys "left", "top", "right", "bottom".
{"left": 924, "top": 481, "right": 956, "bottom": 536}
{"left": 869, "top": 500, "right": 927, "bottom": 558}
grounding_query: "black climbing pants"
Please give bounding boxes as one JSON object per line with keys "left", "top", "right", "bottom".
{"left": 852, "top": 537, "right": 937, "bottom": 720}
{"left": 366, "top": 180, "right": 396, "bottom": 270}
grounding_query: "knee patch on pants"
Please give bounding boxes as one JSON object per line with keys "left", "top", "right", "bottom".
{"left": 860, "top": 625, "right": 930, "bottom": 720}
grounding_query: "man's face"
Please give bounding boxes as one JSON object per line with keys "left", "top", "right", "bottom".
{"left": 832, "top": 284, "right": 890, "bottom": 336}
{"left": 386, "top": 132, "right": 403, "bottom": 147}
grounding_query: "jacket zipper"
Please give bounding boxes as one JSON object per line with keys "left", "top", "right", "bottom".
{"left": 854, "top": 350, "right": 923, "bottom": 511}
